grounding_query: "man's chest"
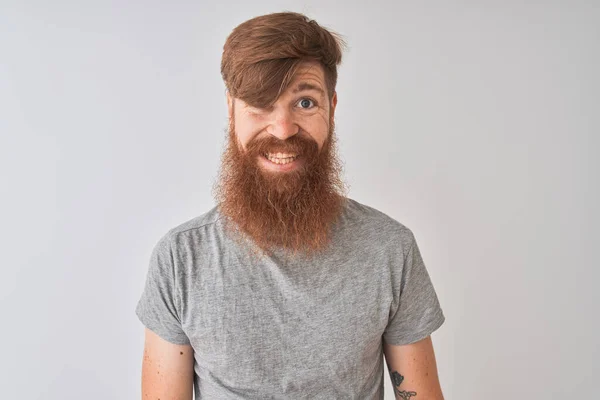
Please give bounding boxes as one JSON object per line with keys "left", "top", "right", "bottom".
{"left": 179, "top": 254, "right": 393, "bottom": 394}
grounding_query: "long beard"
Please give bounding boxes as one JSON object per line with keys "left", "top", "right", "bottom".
{"left": 213, "top": 121, "right": 347, "bottom": 258}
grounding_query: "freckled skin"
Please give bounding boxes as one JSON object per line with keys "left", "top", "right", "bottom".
{"left": 141, "top": 328, "right": 194, "bottom": 399}
{"left": 384, "top": 336, "right": 444, "bottom": 399}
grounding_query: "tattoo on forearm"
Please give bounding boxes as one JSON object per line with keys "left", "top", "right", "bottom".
{"left": 388, "top": 368, "right": 417, "bottom": 399}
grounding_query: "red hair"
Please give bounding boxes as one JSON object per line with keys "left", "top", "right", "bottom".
{"left": 221, "top": 12, "right": 345, "bottom": 108}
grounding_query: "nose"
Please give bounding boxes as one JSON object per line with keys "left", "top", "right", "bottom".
{"left": 266, "top": 108, "right": 299, "bottom": 140}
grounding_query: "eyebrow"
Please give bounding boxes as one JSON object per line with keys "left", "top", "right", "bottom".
{"left": 292, "top": 82, "right": 326, "bottom": 97}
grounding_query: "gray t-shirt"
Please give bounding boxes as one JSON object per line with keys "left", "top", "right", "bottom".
{"left": 135, "top": 197, "right": 445, "bottom": 399}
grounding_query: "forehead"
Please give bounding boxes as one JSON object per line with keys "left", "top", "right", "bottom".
{"left": 284, "top": 61, "right": 326, "bottom": 93}
{"left": 234, "top": 61, "right": 328, "bottom": 109}
{"left": 292, "top": 61, "right": 326, "bottom": 82}
{"left": 270, "top": 62, "right": 327, "bottom": 100}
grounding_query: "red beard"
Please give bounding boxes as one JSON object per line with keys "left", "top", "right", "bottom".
{"left": 213, "top": 122, "right": 347, "bottom": 258}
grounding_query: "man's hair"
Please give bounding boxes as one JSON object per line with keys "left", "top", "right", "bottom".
{"left": 221, "top": 12, "right": 345, "bottom": 109}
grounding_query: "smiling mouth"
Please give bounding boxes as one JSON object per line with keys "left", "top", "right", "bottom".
{"left": 263, "top": 152, "right": 300, "bottom": 165}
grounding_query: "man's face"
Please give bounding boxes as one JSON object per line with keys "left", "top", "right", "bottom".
{"left": 215, "top": 60, "right": 346, "bottom": 257}
{"left": 227, "top": 61, "right": 337, "bottom": 173}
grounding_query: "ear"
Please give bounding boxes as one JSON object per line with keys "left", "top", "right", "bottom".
{"left": 330, "top": 91, "right": 338, "bottom": 121}
{"left": 226, "top": 91, "right": 234, "bottom": 120}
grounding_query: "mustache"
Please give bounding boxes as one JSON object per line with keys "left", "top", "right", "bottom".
{"left": 245, "top": 134, "right": 319, "bottom": 157}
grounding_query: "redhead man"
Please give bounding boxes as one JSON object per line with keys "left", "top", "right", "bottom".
{"left": 136, "top": 11, "right": 445, "bottom": 400}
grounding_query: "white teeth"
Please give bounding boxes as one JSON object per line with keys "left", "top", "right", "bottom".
{"left": 267, "top": 152, "right": 297, "bottom": 158}
{"left": 265, "top": 153, "right": 298, "bottom": 165}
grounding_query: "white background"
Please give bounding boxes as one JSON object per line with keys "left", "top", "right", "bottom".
{"left": 1, "top": 1, "right": 598, "bottom": 399}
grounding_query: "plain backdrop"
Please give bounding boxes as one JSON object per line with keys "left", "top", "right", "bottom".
{"left": 1, "top": 1, "right": 598, "bottom": 399}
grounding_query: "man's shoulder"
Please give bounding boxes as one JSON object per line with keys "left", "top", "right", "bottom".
{"left": 156, "top": 205, "right": 222, "bottom": 246}
{"left": 343, "top": 197, "right": 416, "bottom": 245}
{"left": 344, "top": 197, "right": 410, "bottom": 230}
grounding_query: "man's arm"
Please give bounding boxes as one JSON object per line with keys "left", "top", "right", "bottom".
{"left": 383, "top": 335, "right": 444, "bottom": 400}
{"left": 141, "top": 328, "right": 194, "bottom": 399}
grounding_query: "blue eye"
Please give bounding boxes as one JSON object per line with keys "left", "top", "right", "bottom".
{"left": 297, "top": 98, "right": 315, "bottom": 109}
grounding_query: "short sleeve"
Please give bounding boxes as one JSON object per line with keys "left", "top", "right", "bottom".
{"left": 135, "top": 232, "right": 190, "bottom": 345}
{"left": 383, "top": 232, "right": 445, "bottom": 345}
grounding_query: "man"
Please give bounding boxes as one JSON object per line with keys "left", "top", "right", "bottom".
{"left": 136, "top": 11, "right": 445, "bottom": 400}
